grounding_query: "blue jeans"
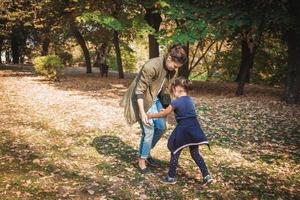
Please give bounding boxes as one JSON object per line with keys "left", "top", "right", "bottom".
{"left": 139, "top": 98, "right": 166, "bottom": 159}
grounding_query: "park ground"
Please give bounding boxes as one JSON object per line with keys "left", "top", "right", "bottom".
{"left": 0, "top": 65, "right": 299, "bottom": 200}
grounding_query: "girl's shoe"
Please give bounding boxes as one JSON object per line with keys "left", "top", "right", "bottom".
{"left": 202, "top": 175, "right": 213, "bottom": 186}
{"left": 160, "top": 176, "right": 177, "bottom": 184}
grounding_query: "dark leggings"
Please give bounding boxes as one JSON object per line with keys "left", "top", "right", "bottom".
{"left": 168, "top": 145, "right": 209, "bottom": 178}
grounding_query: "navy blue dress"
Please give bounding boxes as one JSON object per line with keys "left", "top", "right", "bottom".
{"left": 168, "top": 96, "right": 209, "bottom": 154}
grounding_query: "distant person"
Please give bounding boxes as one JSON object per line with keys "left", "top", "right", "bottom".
{"left": 100, "top": 63, "right": 109, "bottom": 77}
{"left": 121, "top": 45, "right": 187, "bottom": 174}
{"left": 147, "top": 77, "right": 213, "bottom": 185}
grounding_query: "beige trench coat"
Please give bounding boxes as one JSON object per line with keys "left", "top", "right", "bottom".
{"left": 121, "top": 56, "right": 176, "bottom": 125}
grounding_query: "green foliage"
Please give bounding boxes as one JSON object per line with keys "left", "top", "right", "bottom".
{"left": 79, "top": 11, "right": 123, "bottom": 31}
{"left": 33, "top": 55, "right": 64, "bottom": 81}
{"left": 131, "top": 14, "right": 155, "bottom": 39}
{"left": 157, "top": 0, "right": 222, "bottom": 47}
{"left": 79, "top": 8, "right": 152, "bottom": 42}
{"left": 252, "top": 37, "right": 288, "bottom": 86}
{"left": 107, "top": 44, "right": 136, "bottom": 73}
{"left": 218, "top": 43, "right": 241, "bottom": 81}
{"left": 190, "top": 72, "right": 208, "bottom": 81}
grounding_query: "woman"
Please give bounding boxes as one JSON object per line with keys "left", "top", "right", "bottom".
{"left": 121, "top": 45, "right": 187, "bottom": 174}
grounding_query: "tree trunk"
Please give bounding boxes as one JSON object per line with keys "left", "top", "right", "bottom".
{"left": 235, "top": 40, "right": 252, "bottom": 83}
{"left": 235, "top": 66, "right": 251, "bottom": 83}
{"left": 283, "top": 0, "right": 300, "bottom": 104}
{"left": 235, "top": 38, "right": 255, "bottom": 96}
{"left": 113, "top": 30, "right": 124, "bottom": 79}
{"left": 145, "top": 7, "right": 162, "bottom": 58}
{"left": 19, "top": 33, "right": 26, "bottom": 64}
{"left": 178, "top": 44, "right": 190, "bottom": 78}
{"left": 0, "top": 38, "right": 3, "bottom": 63}
{"left": 5, "top": 49, "right": 10, "bottom": 63}
{"left": 41, "top": 37, "right": 50, "bottom": 56}
{"left": 11, "top": 31, "right": 20, "bottom": 64}
{"left": 148, "top": 35, "right": 159, "bottom": 58}
{"left": 70, "top": 23, "right": 92, "bottom": 73}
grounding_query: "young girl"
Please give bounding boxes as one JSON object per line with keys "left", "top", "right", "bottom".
{"left": 147, "top": 77, "right": 213, "bottom": 185}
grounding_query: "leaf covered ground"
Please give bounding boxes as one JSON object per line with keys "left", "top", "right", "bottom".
{"left": 0, "top": 65, "right": 299, "bottom": 200}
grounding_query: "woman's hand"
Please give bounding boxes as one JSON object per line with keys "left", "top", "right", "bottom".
{"left": 140, "top": 112, "right": 151, "bottom": 126}
{"left": 136, "top": 98, "right": 151, "bottom": 126}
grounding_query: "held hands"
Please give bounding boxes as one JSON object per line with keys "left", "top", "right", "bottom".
{"left": 140, "top": 112, "right": 151, "bottom": 126}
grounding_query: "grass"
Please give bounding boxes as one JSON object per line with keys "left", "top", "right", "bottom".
{"left": 0, "top": 65, "right": 299, "bottom": 199}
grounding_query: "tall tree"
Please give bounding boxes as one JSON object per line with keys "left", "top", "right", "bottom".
{"left": 178, "top": 44, "right": 189, "bottom": 78}
{"left": 113, "top": 30, "right": 124, "bottom": 78}
{"left": 0, "top": 4, "right": 7, "bottom": 63}
{"left": 41, "top": 35, "right": 50, "bottom": 56}
{"left": 284, "top": 0, "right": 300, "bottom": 104}
{"left": 111, "top": 1, "right": 124, "bottom": 78}
{"left": 144, "top": 5, "right": 162, "bottom": 58}
{"left": 0, "top": 38, "right": 2, "bottom": 63}
{"left": 69, "top": 21, "right": 92, "bottom": 73}
{"left": 11, "top": 26, "right": 22, "bottom": 64}
{"left": 235, "top": 26, "right": 264, "bottom": 96}
{"left": 208, "top": 0, "right": 285, "bottom": 95}
{"left": 209, "top": 0, "right": 267, "bottom": 95}
{"left": 79, "top": 0, "right": 144, "bottom": 78}
{"left": 2, "top": 0, "right": 33, "bottom": 64}
{"left": 33, "top": 0, "right": 57, "bottom": 56}
{"left": 60, "top": 0, "right": 92, "bottom": 73}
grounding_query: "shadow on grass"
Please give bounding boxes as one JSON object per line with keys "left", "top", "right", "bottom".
{"left": 218, "top": 164, "right": 299, "bottom": 200}
{"left": 0, "top": 130, "right": 136, "bottom": 199}
{"left": 0, "top": 133, "right": 79, "bottom": 199}
{"left": 92, "top": 135, "right": 138, "bottom": 165}
{"left": 92, "top": 135, "right": 169, "bottom": 170}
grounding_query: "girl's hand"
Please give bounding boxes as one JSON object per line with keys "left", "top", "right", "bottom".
{"left": 146, "top": 113, "right": 152, "bottom": 119}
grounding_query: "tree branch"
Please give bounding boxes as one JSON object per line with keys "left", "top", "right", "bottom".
{"left": 190, "top": 41, "right": 201, "bottom": 67}
{"left": 189, "top": 40, "right": 216, "bottom": 73}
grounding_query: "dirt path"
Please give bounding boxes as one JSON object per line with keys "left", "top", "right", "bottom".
{"left": 0, "top": 65, "right": 299, "bottom": 199}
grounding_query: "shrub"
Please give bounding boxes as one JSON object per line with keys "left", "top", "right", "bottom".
{"left": 33, "top": 55, "right": 63, "bottom": 81}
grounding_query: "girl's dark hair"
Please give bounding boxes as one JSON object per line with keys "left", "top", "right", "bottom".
{"left": 167, "top": 45, "right": 187, "bottom": 64}
{"left": 171, "top": 76, "right": 192, "bottom": 93}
